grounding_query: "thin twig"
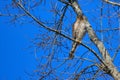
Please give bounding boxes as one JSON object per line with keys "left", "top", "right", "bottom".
{"left": 74, "top": 64, "right": 96, "bottom": 80}
{"left": 112, "top": 46, "right": 120, "bottom": 61}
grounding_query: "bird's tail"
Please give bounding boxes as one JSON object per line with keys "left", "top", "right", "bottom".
{"left": 69, "top": 42, "right": 78, "bottom": 59}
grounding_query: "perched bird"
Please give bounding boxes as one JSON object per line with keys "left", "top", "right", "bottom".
{"left": 69, "top": 15, "right": 86, "bottom": 59}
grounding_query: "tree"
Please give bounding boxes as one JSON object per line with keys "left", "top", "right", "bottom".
{"left": 1, "top": 0, "right": 120, "bottom": 80}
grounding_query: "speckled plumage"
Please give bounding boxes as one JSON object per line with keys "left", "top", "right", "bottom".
{"left": 69, "top": 15, "right": 86, "bottom": 59}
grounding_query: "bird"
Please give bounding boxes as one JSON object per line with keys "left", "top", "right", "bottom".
{"left": 69, "top": 15, "right": 86, "bottom": 59}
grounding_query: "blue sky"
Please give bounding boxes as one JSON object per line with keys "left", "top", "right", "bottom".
{"left": 0, "top": 12, "right": 38, "bottom": 80}
{"left": 0, "top": 1, "right": 54, "bottom": 79}
{"left": 0, "top": 0, "right": 120, "bottom": 80}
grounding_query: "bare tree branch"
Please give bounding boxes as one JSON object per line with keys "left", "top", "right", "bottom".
{"left": 1, "top": 0, "right": 120, "bottom": 80}
{"left": 69, "top": 0, "right": 120, "bottom": 79}
{"left": 11, "top": 0, "right": 120, "bottom": 79}
{"left": 14, "top": 1, "right": 105, "bottom": 65}
{"left": 96, "top": 27, "right": 120, "bottom": 32}
{"left": 74, "top": 64, "right": 96, "bottom": 80}
{"left": 104, "top": 0, "right": 120, "bottom": 6}
{"left": 58, "top": 0, "right": 71, "bottom": 5}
